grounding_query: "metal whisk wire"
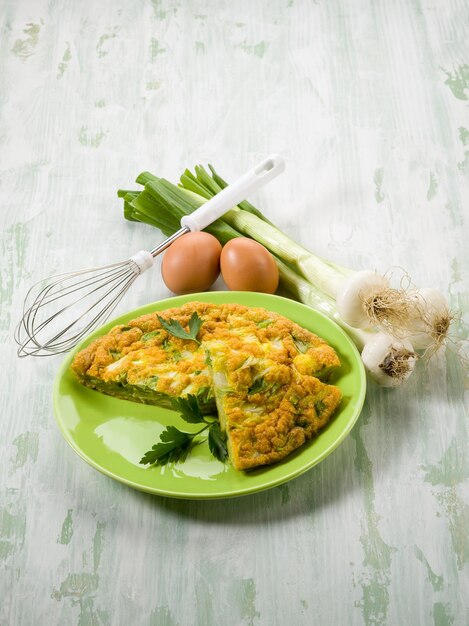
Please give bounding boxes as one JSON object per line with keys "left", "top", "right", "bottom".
{"left": 16, "top": 262, "right": 138, "bottom": 357}
{"left": 15, "top": 227, "right": 189, "bottom": 358}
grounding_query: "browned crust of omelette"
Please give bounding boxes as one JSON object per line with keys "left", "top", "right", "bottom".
{"left": 204, "top": 340, "right": 342, "bottom": 471}
{"left": 228, "top": 377, "right": 341, "bottom": 470}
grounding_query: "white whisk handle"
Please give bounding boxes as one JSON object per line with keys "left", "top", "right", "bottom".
{"left": 130, "top": 250, "right": 154, "bottom": 274}
{"left": 180, "top": 154, "right": 285, "bottom": 232}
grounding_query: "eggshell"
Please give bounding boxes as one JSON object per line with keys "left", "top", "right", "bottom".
{"left": 161, "top": 232, "right": 222, "bottom": 294}
{"left": 220, "top": 238, "right": 279, "bottom": 294}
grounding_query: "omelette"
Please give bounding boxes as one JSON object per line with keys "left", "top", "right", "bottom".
{"left": 71, "top": 301, "right": 342, "bottom": 470}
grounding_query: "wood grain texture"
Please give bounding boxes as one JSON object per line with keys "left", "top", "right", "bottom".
{"left": 1, "top": 0, "right": 468, "bottom": 624}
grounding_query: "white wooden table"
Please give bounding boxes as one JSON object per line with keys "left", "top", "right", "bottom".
{"left": 1, "top": 1, "right": 468, "bottom": 624}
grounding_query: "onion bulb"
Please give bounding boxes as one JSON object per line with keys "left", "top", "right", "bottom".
{"left": 361, "top": 333, "right": 416, "bottom": 387}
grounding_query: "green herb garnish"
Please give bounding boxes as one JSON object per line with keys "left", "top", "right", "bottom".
{"left": 208, "top": 422, "right": 228, "bottom": 462}
{"left": 140, "top": 394, "right": 228, "bottom": 466}
{"left": 171, "top": 394, "right": 205, "bottom": 423}
{"left": 140, "top": 426, "right": 194, "bottom": 465}
{"left": 157, "top": 312, "right": 203, "bottom": 345}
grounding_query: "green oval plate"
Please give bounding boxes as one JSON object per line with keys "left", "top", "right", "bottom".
{"left": 53, "top": 292, "right": 366, "bottom": 499}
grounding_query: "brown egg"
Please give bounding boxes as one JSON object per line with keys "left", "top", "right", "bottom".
{"left": 161, "top": 232, "right": 222, "bottom": 294}
{"left": 220, "top": 238, "right": 279, "bottom": 294}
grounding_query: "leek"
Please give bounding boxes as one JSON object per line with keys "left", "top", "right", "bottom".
{"left": 118, "top": 174, "right": 418, "bottom": 386}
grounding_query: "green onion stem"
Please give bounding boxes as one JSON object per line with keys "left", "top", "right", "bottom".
{"left": 136, "top": 171, "right": 160, "bottom": 186}
{"left": 179, "top": 171, "right": 212, "bottom": 199}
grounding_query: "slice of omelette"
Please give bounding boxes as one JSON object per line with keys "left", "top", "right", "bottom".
{"left": 204, "top": 339, "right": 342, "bottom": 470}
{"left": 72, "top": 301, "right": 342, "bottom": 468}
{"left": 71, "top": 304, "right": 217, "bottom": 413}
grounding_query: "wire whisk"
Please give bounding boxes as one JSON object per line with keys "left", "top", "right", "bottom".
{"left": 14, "top": 155, "right": 285, "bottom": 357}
{"left": 15, "top": 229, "right": 187, "bottom": 357}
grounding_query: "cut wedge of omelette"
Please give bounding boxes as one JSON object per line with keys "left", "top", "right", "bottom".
{"left": 71, "top": 301, "right": 342, "bottom": 470}
{"left": 204, "top": 340, "right": 341, "bottom": 470}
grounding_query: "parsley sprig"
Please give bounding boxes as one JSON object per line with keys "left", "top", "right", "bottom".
{"left": 140, "top": 394, "right": 228, "bottom": 467}
{"left": 157, "top": 312, "right": 203, "bottom": 345}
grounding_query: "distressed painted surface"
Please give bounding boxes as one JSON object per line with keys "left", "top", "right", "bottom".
{"left": 1, "top": 0, "right": 468, "bottom": 624}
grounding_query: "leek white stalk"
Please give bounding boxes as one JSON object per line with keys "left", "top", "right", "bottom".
{"left": 222, "top": 206, "right": 415, "bottom": 333}
{"left": 277, "top": 258, "right": 417, "bottom": 387}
